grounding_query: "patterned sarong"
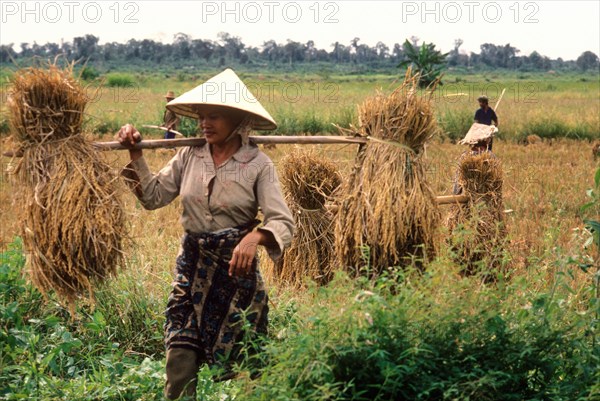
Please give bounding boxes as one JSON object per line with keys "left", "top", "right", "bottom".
{"left": 164, "top": 220, "right": 268, "bottom": 366}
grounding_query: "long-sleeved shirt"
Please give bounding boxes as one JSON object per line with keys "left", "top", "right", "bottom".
{"left": 123, "top": 142, "right": 294, "bottom": 260}
{"left": 162, "top": 109, "right": 180, "bottom": 131}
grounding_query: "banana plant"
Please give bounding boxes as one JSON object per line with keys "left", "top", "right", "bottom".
{"left": 397, "top": 39, "right": 448, "bottom": 88}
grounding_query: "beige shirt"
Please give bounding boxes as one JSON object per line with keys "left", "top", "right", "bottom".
{"left": 124, "top": 143, "right": 294, "bottom": 260}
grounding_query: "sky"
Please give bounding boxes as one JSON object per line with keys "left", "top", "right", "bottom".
{"left": 1, "top": 0, "right": 599, "bottom": 61}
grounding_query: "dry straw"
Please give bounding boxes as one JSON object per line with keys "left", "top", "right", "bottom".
{"left": 8, "top": 63, "right": 126, "bottom": 311}
{"left": 334, "top": 71, "right": 440, "bottom": 276}
{"left": 266, "top": 148, "right": 341, "bottom": 287}
{"left": 446, "top": 151, "right": 506, "bottom": 277}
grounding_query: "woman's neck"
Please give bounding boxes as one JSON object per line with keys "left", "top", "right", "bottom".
{"left": 211, "top": 136, "right": 242, "bottom": 166}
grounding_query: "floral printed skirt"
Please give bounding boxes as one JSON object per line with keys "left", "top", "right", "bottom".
{"left": 164, "top": 221, "right": 268, "bottom": 365}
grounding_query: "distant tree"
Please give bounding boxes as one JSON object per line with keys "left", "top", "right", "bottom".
{"left": 576, "top": 51, "right": 600, "bottom": 71}
{"left": 500, "top": 44, "right": 519, "bottom": 69}
{"left": 191, "top": 39, "right": 214, "bottom": 63}
{"left": 375, "top": 41, "right": 389, "bottom": 60}
{"left": 218, "top": 32, "right": 245, "bottom": 62}
{"left": 356, "top": 43, "right": 376, "bottom": 64}
{"left": 284, "top": 40, "right": 305, "bottom": 66}
{"left": 42, "top": 42, "right": 60, "bottom": 57}
{"left": 330, "top": 41, "right": 350, "bottom": 63}
{"left": 125, "top": 39, "right": 140, "bottom": 60}
{"left": 20, "top": 42, "right": 32, "bottom": 58}
{"left": 0, "top": 44, "right": 16, "bottom": 63}
{"left": 397, "top": 39, "right": 448, "bottom": 87}
{"left": 173, "top": 33, "right": 191, "bottom": 59}
{"left": 478, "top": 42, "right": 520, "bottom": 69}
{"left": 350, "top": 37, "right": 360, "bottom": 63}
{"left": 73, "top": 34, "right": 99, "bottom": 61}
{"left": 391, "top": 43, "right": 403, "bottom": 62}
{"left": 528, "top": 51, "right": 551, "bottom": 70}
{"left": 261, "top": 40, "right": 280, "bottom": 62}
{"left": 447, "top": 39, "right": 463, "bottom": 66}
{"left": 305, "top": 40, "right": 317, "bottom": 62}
{"left": 4, "top": 31, "right": 592, "bottom": 75}
{"left": 60, "top": 40, "right": 73, "bottom": 58}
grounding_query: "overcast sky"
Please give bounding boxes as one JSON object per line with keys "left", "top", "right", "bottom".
{"left": 1, "top": 0, "right": 599, "bottom": 60}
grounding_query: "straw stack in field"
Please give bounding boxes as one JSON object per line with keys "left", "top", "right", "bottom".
{"left": 8, "top": 64, "right": 126, "bottom": 310}
{"left": 265, "top": 148, "right": 341, "bottom": 287}
{"left": 334, "top": 71, "right": 440, "bottom": 276}
{"left": 446, "top": 152, "right": 506, "bottom": 277}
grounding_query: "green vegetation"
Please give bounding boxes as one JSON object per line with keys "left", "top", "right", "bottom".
{"left": 0, "top": 33, "right": 599, "bottom": 399}
{"left": 243, "top": 271, "right": 598, "bottom": 400}
{"left": 398, "top": 40, "right": 448, "bottom": 87}
{"left": 3, "top": 162, "right": 600, "bottom": 400}
{"left": 79, "top": 66, "right": 100, "bottom": 81}
{"left": 0, "top": 67, "right": 598, "bottom": 140}
{"left": 74, "top": 71, "right": 598, "bottom": 140}
{"left": 2, "top": 33, "right": 598, "bottom": 74}
{"left": 520, "top": 119, "right": 597, "bottom": 141}
{"left": 1, "top": 232, "right": 598, "bottom": 400}
{"left": 0, "top": 239, "right": 169, "bottom": 400}
{"left": 106, "top": 73, "right": 136, "bottom": 88}
{"left": 438, "top": 109, "right": 473, "bottom": 143}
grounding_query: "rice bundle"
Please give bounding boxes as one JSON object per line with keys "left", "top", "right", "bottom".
{"left": 446, "top": 152, "right": 506, "bottom": 277}
{"left": 8, "top": 64, "right": 126, "bottom": 310}
{"left": 334, "top": 72, "right": 440, "bottom": 276}
{"left": 268, "top": 148, "right": 341, "bottom": 287}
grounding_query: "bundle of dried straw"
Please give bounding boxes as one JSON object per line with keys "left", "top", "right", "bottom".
{"left": 334, "top": 71, "right": 440, "bottom": 276}
{"left": 8, "top": 64, "right": 126, "bottom": 310}
{"left": 446, "top": 151, "right": 506, "bottom": 277}
{"left": 265, "top": 149, "right": 341, "bottom": 287}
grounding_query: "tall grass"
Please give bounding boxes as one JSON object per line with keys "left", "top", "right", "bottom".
{"left": 520, "top": 118, "right": 598, "bottom": 141}
{"left": 271, "top": 106, "right": 356, "bottom": 135}
{"left": 438, "top": 109, "right": 473, "bottom": 142}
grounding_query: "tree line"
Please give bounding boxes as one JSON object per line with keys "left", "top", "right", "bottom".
{"left": 1, "top": 33, "right": 598, "bottom": 73}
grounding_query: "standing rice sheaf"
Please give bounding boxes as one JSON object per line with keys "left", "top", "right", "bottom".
{"left": 267, "top": 149, "right": 341, "bottom": 287}
{"left": 8, "top": 64, "right": 126, "bottom": 311}
{"left": 334, "top": 72, "right": 440, "bottom": 276}
{"left": 446, "top": 152, "right": 506, "bottom": 277}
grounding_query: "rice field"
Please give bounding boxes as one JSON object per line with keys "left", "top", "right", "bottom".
{"left": 2, "top": 133, "right": 598, "bottom": 296}
{"left": 2, "top": 69, "right": 596, "bottom": 140}
{"left": 0, "top": 69, "right": 598, "bottom": 399}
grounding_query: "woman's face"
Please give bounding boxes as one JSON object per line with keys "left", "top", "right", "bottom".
{"left": 197, "top": 107, "right": 243, "bottom": 145}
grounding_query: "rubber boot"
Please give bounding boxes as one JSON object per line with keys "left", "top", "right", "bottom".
{"left": 164, "top": 348, "right": 201, "bottom": 400}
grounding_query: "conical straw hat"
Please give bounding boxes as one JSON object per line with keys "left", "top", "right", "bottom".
{"left": 166, "top": 68, "right": 277, "bottom": 130}
{"left": 459, "top": 123, "right": 498, "bottom": 145}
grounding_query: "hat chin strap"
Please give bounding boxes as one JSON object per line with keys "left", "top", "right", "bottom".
{"left": 225, "top": 115, "right": 254, "bottom": 146}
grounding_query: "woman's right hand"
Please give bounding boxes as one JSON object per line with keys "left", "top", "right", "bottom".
{"left": 116, "top": 124, "right": 143, "bottom": 160}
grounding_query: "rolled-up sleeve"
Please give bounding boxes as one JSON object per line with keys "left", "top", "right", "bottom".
{"left": 121, "top": 149, "right": 186, "bottom": 210}
{"left": 256, "top": 161, "right": 294, "bottom": 261}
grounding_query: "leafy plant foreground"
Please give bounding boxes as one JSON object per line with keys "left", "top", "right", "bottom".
{"left": 1, "top": 232, "right": 597, "bottom": 400}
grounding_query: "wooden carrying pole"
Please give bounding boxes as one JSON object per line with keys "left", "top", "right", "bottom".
{"left": 1, "top": 136, "right": 367, "bottom": 157}
{"left": 2, "top": 135, "right": 471, "bottom": 205}
{"left": 325, "top": 195, "right": 469, "bottom": 212}
{"left": 92, "top": 135, "right": 369, "bottom": 150}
